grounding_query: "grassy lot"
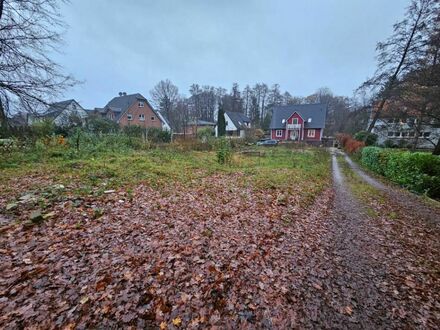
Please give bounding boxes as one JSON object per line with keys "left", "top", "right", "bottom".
{"left": 0, "top": 144, "right": 331, "bottom": 221}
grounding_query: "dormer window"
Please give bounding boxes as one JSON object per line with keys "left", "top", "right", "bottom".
{"left": 308, "top": 118, "right": 312, "bottom": 123}
{"left": 138, "top": 101, "right": 144, "bottom": 108}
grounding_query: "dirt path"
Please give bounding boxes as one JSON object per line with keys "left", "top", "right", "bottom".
{"left": 309, "top": 149, "right": 440, "bottom": 328}
{"left": 343, "top": 152, "right": 440, "bottom": 224}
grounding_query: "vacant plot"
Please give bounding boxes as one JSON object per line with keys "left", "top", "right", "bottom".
{"left": 0, "top": 146, "right": 332, "bottom": 328}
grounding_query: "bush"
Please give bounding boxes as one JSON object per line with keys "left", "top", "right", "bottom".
{"left": 354, "top": 131, "right": 378, "bottom": 146}
{"left": 361, "top": 146, "right": 440, "bottom": 199}
{"left": 336, "top": 133, "right": 365, "bottom": 154}
{"left": 31, "top": 119, "right": 56, "bottom": 138}
{"left": 197, "top": 128, "right": 214, "bottom": 142}
{"left": 146, "top": 127, "right": 171, "bottom": 143}
{"left": 216, "top": 138, "right": 232, "bottom": 164}
{"left": 86, "top": 117, "right": 119, "bottom": 134}
{"left": 383, "top": 139, "right": 397, "bottom": 148}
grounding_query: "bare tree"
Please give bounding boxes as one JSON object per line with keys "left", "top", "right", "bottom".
{"left": 362, "top": 0, "right": 438, "bottom": 135}
{"left": 0, "top": 0, "right": 77, "bottom": 129}
{"left": 150, "top": 79, "right": 179, "bottom": 128}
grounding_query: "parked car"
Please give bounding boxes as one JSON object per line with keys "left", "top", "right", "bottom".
{"left": 257, "top": 139, "right": 278, "bottom": 146}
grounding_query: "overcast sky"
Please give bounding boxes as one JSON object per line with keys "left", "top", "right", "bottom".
{"left": 54, "top": 0, "right": 409, "bottom": 109}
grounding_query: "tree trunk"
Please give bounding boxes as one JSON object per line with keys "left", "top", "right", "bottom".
{"left": 365, "top": 4, "right": 425, "bottom": 139}
{"left": 433, "top": 138, "right": 440, "bottom": 155}
{"left": 0, "top": 99, "right": 8, "bottom": 133}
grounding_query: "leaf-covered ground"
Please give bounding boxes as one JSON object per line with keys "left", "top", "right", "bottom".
{"left": 0, "top": 147, "right": 439, "bottom": 328}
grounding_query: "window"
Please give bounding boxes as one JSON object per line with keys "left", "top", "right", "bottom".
{"left": 292, "top": 118, "right": 298, "bottom": 124}
{"left": 276, "top": 130, "right": 283, "bottom": 137}
{"left": 138, "top": 101, "right": 144, "bottom": 107}
{"left": 394, "top": 132, "right": 400, "bottom": 137}
{"left": 307, "top": 129, "right": 315, "bottom": 138}
{"left": 139, "top": 114, "right": 145, "bottom": 121}
{"left": 423, "top": 132, "right": 431, "bottom": 137}
{"left": 387, "top": 132, "right": 394, "bottom": 137}
{"left": 402, "top": 132, "right": 408, "bottom": 137}
{"left": 151, "top": 116, "right": 155, "bottom": 121}
{"left": 127, "top": 114, "right": 133, "bottom": 121}
{"left": 409, "top": 132, "right": 415, "bottom": 137}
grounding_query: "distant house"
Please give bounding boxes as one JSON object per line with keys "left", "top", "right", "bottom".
{"left": 216, "top": 112, "right": 251, "bottom": 137}
{"left": 93, "top": 92, "right": 171, "bottom": 131}
{"left": 33, "top": 99, "right": 88, "bottom": 126}
{"left": 270, "top": 104, "right": 327, "bottom": 143}
{"left": 184, "top": 120, "right": 216, "bottom": 136}
{"left": 368, "top": 102, "right": 440, "bottom": 149}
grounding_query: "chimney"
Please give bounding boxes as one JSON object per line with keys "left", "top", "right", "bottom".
{"left": 122, "top": 92, "right": 127, "bottom": 96}
{"left": 118, "top": 92, "right": 123, "bottom": 96}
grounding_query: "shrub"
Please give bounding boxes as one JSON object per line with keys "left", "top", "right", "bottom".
{"left": 383, "top": 139, "right": 397, "bottom": 148}
{"left": 146, "top": 127, "right": 171, "bottom": 143}
{"left": 86, "top": 117, "right": 119, "bottom": 134}
{"left": 216, "top": 138, "right": 232, "bottom": 164}
{"left": 31, "top": 119, "right": 56, "bottom": 138}
{"left": 361, "top": 146, "right": 440, "bottom": 199}
{"left": 336, "top": 133, "right": 364, "bottom": 154}
{"left": 354, "top": 131, "right": 378, "bottom": 146}
{"left": 197, "top": 128, "right": 214, "bottom": 142}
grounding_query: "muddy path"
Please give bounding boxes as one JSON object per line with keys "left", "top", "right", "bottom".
{"left": 309, "top": 149, "right": 440, "bottom": 329}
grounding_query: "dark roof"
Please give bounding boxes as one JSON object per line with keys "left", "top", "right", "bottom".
{"left": 225, "top": 112, "right": 250, "bottom": 129}
{"left": 103, "top": 94, "right": 145, "bottom": 120}
{"left": 44, "top": 99, "right": 75, "bottom": 119}
{"left": 103, "top": 93, "right": 168, "bottom": 125}
{"left": 187, "top": 119, "right": 216, "bottom": 126}
{"left": 270, "top": 103, "right": 327, "bottom": 129}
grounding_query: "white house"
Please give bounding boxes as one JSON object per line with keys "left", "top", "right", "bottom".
{"left": 370, "top": 116, "right": 440, "bottom": 149}
{"left": 34, "top": 99, "right": 88, "bottom": 126}
{"left": 215, "top": 111, "right": 251, "bottom": 137}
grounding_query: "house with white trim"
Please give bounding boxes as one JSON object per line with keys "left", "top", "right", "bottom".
{"left": 269, "top": 104, "right": 327, "bottom": 143}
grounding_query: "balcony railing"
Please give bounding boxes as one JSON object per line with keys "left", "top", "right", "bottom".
{"left": 286, "top": 123, "right": 301, "bottom": 129}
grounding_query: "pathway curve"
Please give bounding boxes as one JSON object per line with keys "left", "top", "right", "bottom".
{"left": 307, "top": 148, "right": 440, "bottom": 328}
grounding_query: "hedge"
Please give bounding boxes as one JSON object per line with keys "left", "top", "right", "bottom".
{"left": 361, "top": 147, "right": 440, "bottom": 199}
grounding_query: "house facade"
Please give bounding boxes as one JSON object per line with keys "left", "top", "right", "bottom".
{"left": 92, "top": 92, "right": 171, "bottom": 131}
{"left": 370, "top": 116, "right": 440, "bottom": 149}
{"left": 270, "top": 104, "right": 327, "bottom": 143}
{"left": 32, "top": 99, "right": 88, "bottom": 126}
{"left": 215, "top": 112, "right": 251, "bottom": 137}
{"left": 367, "top": 100, "right": 440, "bottom": 149}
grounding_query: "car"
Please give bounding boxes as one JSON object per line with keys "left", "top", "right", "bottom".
{"left": 257, "top": 139, "right": 278, "bottom": 146}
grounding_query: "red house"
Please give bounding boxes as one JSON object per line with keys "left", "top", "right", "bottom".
{"left": 269, "top": 104, "right": 327, "bottom": 143}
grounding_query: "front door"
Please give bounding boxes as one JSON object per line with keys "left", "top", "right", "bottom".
{"left": 290, "top": 130, "right": 299, "bottom": 141}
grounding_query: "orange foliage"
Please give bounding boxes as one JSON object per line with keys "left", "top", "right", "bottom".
{"left": 336, "top": 133, "right": 364, "bottom": 154}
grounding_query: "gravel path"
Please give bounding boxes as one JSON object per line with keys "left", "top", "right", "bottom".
{"left": 309, "top": 149, "right": 440, "bottom": 328}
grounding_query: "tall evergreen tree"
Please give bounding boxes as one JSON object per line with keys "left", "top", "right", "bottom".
{"left": 217, "top": 102, "right": 226, "bottom": 137}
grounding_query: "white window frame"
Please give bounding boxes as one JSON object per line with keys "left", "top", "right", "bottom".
{"left": 127, "top": 114, "right": 133, "bottom": 121}
{"left": 139, "top": 114, "right": 145, "bottom": 121}
{"left": 276, "top": 130, "right": 283, "bottom": 137}
{"left": 292, "top": 118, "right": 298, "bottom": 124}
{"left": 307, "top": 129, "right": 315, "bottom": 138}
{"left": 138, "top": 101, "right": 144, "bottom": 108}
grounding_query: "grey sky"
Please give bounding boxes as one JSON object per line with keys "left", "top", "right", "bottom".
{"left": 55, "top": 0, "right": 409, "bottom": 109}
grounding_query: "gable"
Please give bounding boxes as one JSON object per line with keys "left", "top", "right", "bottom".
{"left": 270, "top": 104, "right": 327, "bottom": 129}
